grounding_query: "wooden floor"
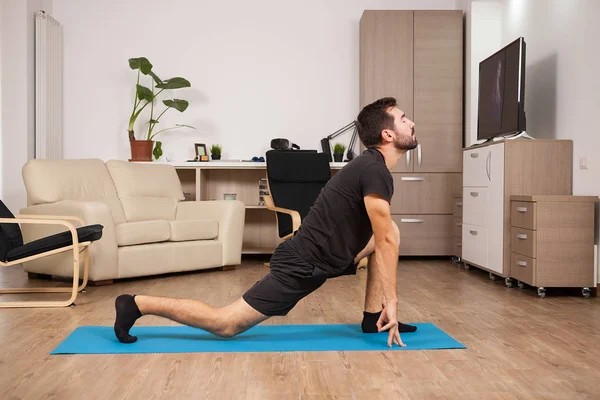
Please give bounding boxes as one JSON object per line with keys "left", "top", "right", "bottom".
{"left": 1, "top": 257, "right": 599, "bottom": 399}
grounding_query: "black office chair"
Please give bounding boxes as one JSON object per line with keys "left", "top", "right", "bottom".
{"left": 265, "top": 150, "right": 331, "bottom": 240}
{"left": 0, "top": 200, "right": 103, "bottom": 308}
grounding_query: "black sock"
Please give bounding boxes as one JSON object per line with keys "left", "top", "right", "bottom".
{"left": 114, "top": 294, "right": 142, "bottom": 343}
{"left": 361, "top": 310, "right": 417, "bottom": 333}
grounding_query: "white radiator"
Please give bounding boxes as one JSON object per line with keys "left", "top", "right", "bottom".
{"left": 35, "top": 10, "right": 63, "bottom": 160}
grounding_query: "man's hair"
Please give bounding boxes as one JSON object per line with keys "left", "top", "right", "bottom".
{"left": 356, "top": 97, "right": 397, "bottom": 148}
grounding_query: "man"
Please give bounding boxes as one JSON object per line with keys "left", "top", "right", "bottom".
{"left": 114, "top": 97, "right": 418, "bottom": 348}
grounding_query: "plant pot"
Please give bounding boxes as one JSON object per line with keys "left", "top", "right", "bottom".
{"left": 333, "top": 153, "right": 343, "bottom": 162}
{"left": 212, "top": 154, "right": 221, "bottom": 160}
{"left": 129, "top": 140, "right": 154, "bottom": 162}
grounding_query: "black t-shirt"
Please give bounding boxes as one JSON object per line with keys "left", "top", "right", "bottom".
{"left": 287, "top": 148, "right": 394, "bottom": 277}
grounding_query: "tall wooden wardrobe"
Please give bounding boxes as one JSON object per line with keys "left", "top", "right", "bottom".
{"left": 360, "top": 10, "right": 464, "bottom": 256}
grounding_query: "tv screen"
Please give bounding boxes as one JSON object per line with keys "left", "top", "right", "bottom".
{"left": 477, "top": 37, "right": 526, "bottom": 141}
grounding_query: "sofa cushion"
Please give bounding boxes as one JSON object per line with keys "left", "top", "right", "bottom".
{"left": 116, "top": 220, "right": 170, "bottom": 246}
{"left": 106, "top": 160, "right": 184, "bottom": 222}
{"left": 169, "top": 220, "right": 218, "bottom": 242}
{"left": 22, "top": 158, "right": 127, "bottom": 223}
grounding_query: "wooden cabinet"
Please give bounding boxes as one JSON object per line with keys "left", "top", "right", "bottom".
{"left": 452, "top": 193, "right": 462, "bottom": 260}
{"left": 462, "top": 140, "right": 573, "bottom": 278}
{"left": 509, "top": 195, "right": 598, "bottom": 298}
{"left": 360, "top": 10, "right": 464, "bottom": 256}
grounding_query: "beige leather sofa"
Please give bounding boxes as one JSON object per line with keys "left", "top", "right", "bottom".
{"left": 19, "top": 159, "right": 245, "bottom": 283}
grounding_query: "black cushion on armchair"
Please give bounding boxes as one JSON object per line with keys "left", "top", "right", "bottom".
{"left": 5, "top": 224, "right": 104, "bottom": 262}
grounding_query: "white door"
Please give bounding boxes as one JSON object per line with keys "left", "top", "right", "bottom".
{"left": 487, "top": 143, "right": 505, "bottom": 275}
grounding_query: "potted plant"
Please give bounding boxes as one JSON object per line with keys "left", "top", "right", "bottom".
{"left": 333, "top": 143, "right": 346, "bottom": 162}
{"left": 210, "top": 144, "right": 223, "bottom": 160}
{"left": 127, "top": 57, "right": 195, "bottom": 161}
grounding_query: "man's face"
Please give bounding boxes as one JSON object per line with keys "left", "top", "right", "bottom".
{"left": 387, "top": 107, "right": 417, "bottom": 150}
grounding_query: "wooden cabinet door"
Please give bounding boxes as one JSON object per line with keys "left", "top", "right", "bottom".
{"left": 360, "top": 10, "right": 414, "bottom": 115}
{"left": 413, "top": 11, "right": 463, "bottom": 173}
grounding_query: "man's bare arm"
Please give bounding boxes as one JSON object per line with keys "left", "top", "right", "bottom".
{"left": 364, "top": 193, "right": 398, "bottom": 305}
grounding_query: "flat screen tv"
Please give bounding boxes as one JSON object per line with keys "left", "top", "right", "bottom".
{"left": 477, "top": 37, "right": 527, "bottom": 141}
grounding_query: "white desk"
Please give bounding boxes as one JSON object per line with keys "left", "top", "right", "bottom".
{"left": 165, "top": 160, "right": 346, "bottom": 254}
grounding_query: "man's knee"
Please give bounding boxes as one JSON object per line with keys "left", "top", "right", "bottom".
{"left": 214, "top": 319, "right": 244, "bottom": 338}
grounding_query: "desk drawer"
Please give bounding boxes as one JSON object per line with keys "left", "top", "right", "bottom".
{"left": 391, "top": 174, "right": 456, "bottom": 214}
{"left": 510, "top": 252, "right": 535, "bottom": 286}
{"left": 462, "top": 223, "right": 487, "bottom": 267}
{"left": 463, "top": 187, "right": 488, "bottom": 227}
{"left": 393, "top": 215, "right": 453, "bottom": 256}
{"left": 453, "top": 197, "right": 463, "bottom": 217}
{"left": 511, "top": 201, "right": 536, "bottom": 230}
{"left": 453, "top": 217, "right": 462, "bottom": 238}
{"left": 511, "top": 227, "right": 536, "bottom": 258}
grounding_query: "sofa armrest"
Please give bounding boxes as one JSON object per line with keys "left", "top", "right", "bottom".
{"left": 176, "top": 200, "right": 245, "bottom": 266}
{"left": 19, "top": 200, "right": 118, "bottom": 281}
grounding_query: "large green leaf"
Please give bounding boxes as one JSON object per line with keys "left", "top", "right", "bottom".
{"left": 136, "top": 84, "right": 154, "bottom": 102}
{"left": 128, "top": 57, "right": 153, "bottom": 74}
{"left": 156, "top": 77, "right": 191, "bottom": 90}
{"left": 162, "top": 99, "right": 189, "bottom": 112}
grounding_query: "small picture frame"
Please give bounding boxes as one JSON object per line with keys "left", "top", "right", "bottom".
{"left": 195, "top": 143, "right": 208, "bottom": 161}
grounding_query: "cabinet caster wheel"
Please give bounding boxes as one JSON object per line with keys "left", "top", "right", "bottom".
{"left": 464, "top": 264, "right": 470, "bottom": 271}
{"left": 518, "top": 281, "right": 524, "bottom": 289}
{"left": 582, "top": 288, "right": 591, "bottom": 298}
{"left": 505, "top": 278, "right": 514, "bottom": 288}
{"left": 537, "top": 287, "right": 546, "bottom": 298}
{"left": 489, "top": 272, "right": 497, "bottom": 281}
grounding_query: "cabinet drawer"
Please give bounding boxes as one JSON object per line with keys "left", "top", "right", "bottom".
{"left": 463, "top": 148, "right": 491, "bottom": 186}
{"left": 510, "top": 252, "right": 535, "bottom": 286}
{"left": 462, "top": 223, "right": 487, "bottom": 267}
{"left": 462, "top": 187, "right": 488, "bottom": 227}
{"left": 391, "top": 174, "right": 456, "bottom": 214}
{"left": 453, "top": 217, "right": 462, "bottom": 238}
{"left": 511, "top": 227, "right": 536, "bottom": 258}
{"left": 393, "top": 215, "right": 454, "bottom": 256}
{"left": 453, "top": 197, "right": 463, "bottom": 217}
{"left": 454, "top": 238, "right": 462, "bottom": 258}
{"left": 511, "top": 201, "right": 536, "bottom": 230}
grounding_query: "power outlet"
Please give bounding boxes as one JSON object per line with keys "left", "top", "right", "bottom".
{"left": 579, "top": 157, "right": 588, "bottom": 170}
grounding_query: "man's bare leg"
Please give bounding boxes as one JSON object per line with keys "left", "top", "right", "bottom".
{"left": 114, "top": 294, "right": 269, "bottom": 343}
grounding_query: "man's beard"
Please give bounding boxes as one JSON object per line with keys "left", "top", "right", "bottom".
{"left": 393, "top": 130, "right": 418, "bottom": 150}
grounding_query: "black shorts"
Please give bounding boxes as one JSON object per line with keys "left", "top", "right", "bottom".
{"left": 242, "top": 242, "right": 358, "bottom": 316}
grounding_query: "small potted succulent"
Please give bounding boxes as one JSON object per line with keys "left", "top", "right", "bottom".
{"left": 333, "top": 143, "right": 346, "bottom": 162}
{"left": 210, "top": 144, "right": 223, "bottom": 160}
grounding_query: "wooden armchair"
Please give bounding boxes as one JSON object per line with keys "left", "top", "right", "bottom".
{"left": 0, "top": 200, "right": 103, "bottom": 308}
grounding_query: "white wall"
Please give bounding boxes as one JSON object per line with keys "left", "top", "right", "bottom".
{"left": 53, "top": 0, "right": 457, "bottom": 162}
{"left": 0, "top": 0, "right": 52, "bottom": 212}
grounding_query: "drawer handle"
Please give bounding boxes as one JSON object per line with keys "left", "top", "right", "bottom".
{"left": 516, "top": 260, "right": 527, "bottom": 267}
{"left": 456, "top": 243, "right": 462, "bottom": 247}
{"left": 516, "top": 233, "right": 528, "bottom": 240}
{"left": 456, "top": 201, "right": 463, "bottom": 207}
{"left": 470, "top": 192, "right": 479, "bottom": 197}
{"left": 470, "top": 153, "right": 479, "bottom": 158}
{"left": 400, "top": 177, "right": 425, "bottom": 181}
{"left": 400, "top": 218, "right": 425, "bottom": 223}
{"left": 469, "top": 230, "right": 478, "bottom": 235}
{"left": 516, "top": 207, "right": 528, "bottom": 213}
{"left": 456, "top": 222, "right": 462, "bottom": 226}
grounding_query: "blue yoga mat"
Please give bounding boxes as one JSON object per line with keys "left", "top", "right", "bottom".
{"left": 50, "top": 323, "right": 465, "bottom": 355}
